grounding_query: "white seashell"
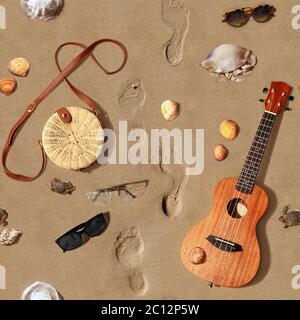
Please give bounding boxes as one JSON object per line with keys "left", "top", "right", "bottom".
{"left": 201, "top": 44, "right": 256, "bottom": 74}
{"left": 0, "top": 228, "right": 22, "bottom": 246}
{"left": 20, "top": 0, "right": 64, "bottom": 21}
{"left": 21, "top": 281, "right": 61, "bottom": 300}
{"left": 161, "top": 100, "right": 179, "bottom": 121}
{"left": 233, "top": 69, "right": 243, "bottom": 76}
{"left": 8, "top": 57, "right": 30, "bottom": 77}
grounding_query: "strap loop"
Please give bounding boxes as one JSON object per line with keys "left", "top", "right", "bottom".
{"left": 2, "top": 39, "right": 128, "bottom": 182}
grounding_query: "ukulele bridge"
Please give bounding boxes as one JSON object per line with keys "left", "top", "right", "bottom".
{"left": 206, "top": 235, "right": 243, "bottom": 252}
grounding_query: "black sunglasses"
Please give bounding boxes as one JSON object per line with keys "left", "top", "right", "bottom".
{"left": 55, "top": 213, "right": 107, "bottom": 252}
{"left": 223, "top": 5, "right": 276, "bottom": 27}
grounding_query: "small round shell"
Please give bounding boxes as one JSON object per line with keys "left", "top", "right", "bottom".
{"left": 189, "top": 247, "right": 206, "bottom": 265}
{"left": 0, "top": 77, "right": 17, "bottom": 95}
{"left": 219, "top": 120, "right": 238, "bottom": 140}
{"left": 161, "top": 100, "right": 179, "bottom": 121}
{"left": 8, "top": 57, "right": 30, "bottom": 77}
{"left": 213, "top": 144, "right": 228, "bottom": 161}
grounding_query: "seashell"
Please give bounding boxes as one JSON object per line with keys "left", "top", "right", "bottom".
{"left": 20, "top": 0, "right": 64, "bottom": 21}
{"left": 201, "top": 44, "right": 256, "bottom": 74}
{"left": 189, "top": 247, "right": 206, "bottom": 265}
{"left": 21, "top": 281, "right": 61, "bottom": 300}
{"left": 0, "top": 228, "right": 22, "bottom": 246}
{"left": 8, "top": 57, "right": 30, "bottom": 77}
{"left": 0, "top": 209, "right": 8, "bottom": 226}
{"left": 161, "top": 99, "right": 179, "bottom": 121}
{"left": 0, "top": 77, "right": 17, "bottom": 95}
{"left": 213, "top": 144, "right": 228, "bottom": 161}
{"left": 51, "top": 178, "right": 76, "bottom": 195}
{"left": 219, "top": 120, "right": 239, "bottom": 140}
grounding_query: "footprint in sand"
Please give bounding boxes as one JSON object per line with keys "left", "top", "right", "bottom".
{"left": 115, "top": 228, "right": 148, "bottom": 295}
{"left": 161, "top": 0, "right": 190, "bottom": 66}
{"left": 119, "top": 79, "right": 145, "bottom": 117}
{"left": 158, "top": 143, "right": 189, "bottom": 219}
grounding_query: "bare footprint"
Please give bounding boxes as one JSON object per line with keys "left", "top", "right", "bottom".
{"left": 115, "top": 228, "right": 148, "bottom": 295}
{"left": 158, "top": 143, "right": 189, "bottom": 218}
{"left": 119, "top": 79, "right": 145, "bottom": 117}
{"left": 162, "top": 0, "right": 190, "bottom": 66}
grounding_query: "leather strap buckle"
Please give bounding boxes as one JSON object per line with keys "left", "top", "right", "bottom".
{"left": 27, "top": 102, "right": 37, "bottom": 113}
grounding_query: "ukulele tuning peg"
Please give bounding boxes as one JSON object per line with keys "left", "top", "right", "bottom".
{"left": 208, "top": 282, "right": 214, "bottom": 288}
{"left": 263, "top": 88, "right": 269, "bottom": 94}
{"left": 285, "top": 107, "right": 291, "bottom": 111}
{"left": 259, "top": 99, "right": 265, "bottom": 103}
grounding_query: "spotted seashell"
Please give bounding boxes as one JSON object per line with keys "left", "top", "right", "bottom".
{"left": 8, "top": 57, "right": 30, "bottom": 77}
{"left": 0, "top": 228, "right": 22, "bottom": 246}
{"left": 20, "top": 0, "right": 64, "bottom": 21}
{"left": 161, "top": 100, "right": 179, "bottom": 121}
{"left": 0, "top": 77, "right": 17, "bottom": 95}
{"left": 219, "top": 120, "right": 239, "bottom": 141}
{"left": 213, "top": 144, "right": 228, "bottom": 161}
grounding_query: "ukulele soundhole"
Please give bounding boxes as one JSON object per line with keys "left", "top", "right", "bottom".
{"left": 227, "top": 198, "right": 248, "bottom": 219}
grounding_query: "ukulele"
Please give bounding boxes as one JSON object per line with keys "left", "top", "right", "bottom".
{"left": 181, "top": 82, "right": 292, "bottom": 288}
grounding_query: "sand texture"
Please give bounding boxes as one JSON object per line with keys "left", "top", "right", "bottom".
{"left": 0, "top": 0, "right": 300, "bottom": 299}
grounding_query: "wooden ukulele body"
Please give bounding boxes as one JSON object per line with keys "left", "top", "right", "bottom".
{"left": 181, "top": 177, "right": 268, "bottom": 288}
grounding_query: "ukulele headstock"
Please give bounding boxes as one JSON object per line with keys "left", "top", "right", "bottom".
{"left": 264, "top": 82, "right": 292, "bottom": 114}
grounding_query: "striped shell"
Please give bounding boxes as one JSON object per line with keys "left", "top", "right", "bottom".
{"left": 0, "top": 77, "right": 17, "bottom": 95}
{"left": 219, "top": 120, "right": 238, "bottom": 140}
{"left": 42, "top": 107, "right": 104, "bottom": 171}
{"left": 213, "top": 144, "right": 228, "bottom": 161}
{"left": 161, "top": 100, "right": 179, "bottom": 121}
{"left": 8, "top": 57, "right": 30, "bottom": 77}
{"left": 20, "top": 0, "right": 64, "bottom": 21}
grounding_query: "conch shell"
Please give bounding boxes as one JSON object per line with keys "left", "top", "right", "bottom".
{"left": 0, "top": 228, "right": 22, "bottom": 246}
{"left": 21, "top": 281, "right": 61, "bottom": 300}
{"left": 219, "top": 120, "right": 239, "bottom": 141}
{"left": 0, "top": 77, "right": 17, "bottom": 95}
{"left": 201, "top": 44, "right": 257, "bottom": 81}
{"left": 8, "top": 57, "right": 30, "bottom": 77}
{"left": 161, "top": 100, "right": 179, "bottom": 121}
{"left": 20, "top": 0, "right": 64, "bottom": 21}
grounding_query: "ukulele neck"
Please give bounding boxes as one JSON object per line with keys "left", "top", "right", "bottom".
{"left": 236, "top": 111, "right": 277, "bottom": 194}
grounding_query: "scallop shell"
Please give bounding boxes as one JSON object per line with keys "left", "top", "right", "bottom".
{"left": 0, "top": 228, "right": 22, "bottom": 246}
{"left": 20, "top": 0, "right": 64, "bottom": 21}
{"left": 42, "top": 107, "right": 105, "bottom": 171}
{"left": 0, "top": 77, "right": 17, "bottom": 95}
{"left": 21, "top": 281, "right": 61, "bottom": 300}
{"left": 213, "top": 144, "right": 228, "bottom": 161}
{"left": 201, "top": 44, "right": 253, "bottom": 74}
{"left": 219, "top": 120, "right": 239, "bottom": 140}
{"left": 189, "top": 247, "right": 206, "bottom": 265}
{"left": 8, "top": 57, "right": 30, "bottom": 77}
{"left": 161, "top": 100, "right": 179, "bottom": 121}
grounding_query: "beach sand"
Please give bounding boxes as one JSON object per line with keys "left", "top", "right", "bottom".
{"left": 0, "top": 0, "right": 300, "bottom": 299}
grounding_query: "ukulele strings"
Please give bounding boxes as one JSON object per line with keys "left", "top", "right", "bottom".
{"left": 228, "top": 89, "right": 281, "bottom": 251}
{"left": 210, "top": 88, "right": 279, "bottom": 281}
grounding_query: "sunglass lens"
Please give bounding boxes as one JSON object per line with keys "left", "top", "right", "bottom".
{"left": 56, "top": 233, "right": 82, "bottom": 252}
{"left": 225, "top": 10, "right": 249, "bottom": 27}
{"left": 84, "top": 213, "right": 107, "bottom": 237}
{"left": 253, "top": 5, "right": 272, "bottom": 22}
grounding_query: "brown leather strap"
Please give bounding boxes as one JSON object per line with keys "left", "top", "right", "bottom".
{"left": 2, "top": 39, "right": 128, "bottom": 182}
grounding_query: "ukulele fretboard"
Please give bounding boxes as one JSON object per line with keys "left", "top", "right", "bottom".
{"left": 236, "top": 112, "right": 277, "bottom": 194}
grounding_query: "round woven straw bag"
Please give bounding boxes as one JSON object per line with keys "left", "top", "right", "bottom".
{"left": 2, "top": 39, "right": 127, "bottom": 181}
{"left": 42, "top": 107, "right": 104, "bottom": 170}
